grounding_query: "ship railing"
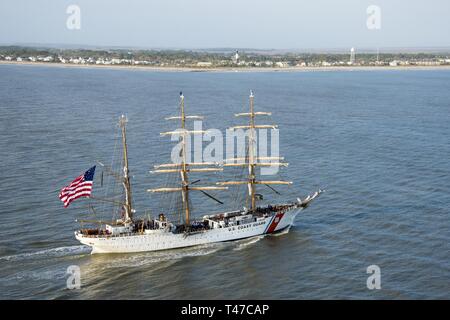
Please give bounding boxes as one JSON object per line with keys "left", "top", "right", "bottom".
{"left": 81, "top": 230, "right": 170, "bottom": 239}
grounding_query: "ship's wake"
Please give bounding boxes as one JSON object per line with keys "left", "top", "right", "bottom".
{"left": 0, "top": 245, "right": 90, "bottom": 262}
{"left": 100, "top": 242, "right": 226, "bottom": 268}
{"left": 232, "top": 235, "right": 266, "bottom": 251}
{"left": 268, "top": 226, "right": 292, "bottom": 237}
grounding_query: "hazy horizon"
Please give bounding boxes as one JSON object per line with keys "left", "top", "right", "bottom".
{"left": 1, "top": 0, "right": 449, "bottom": 50}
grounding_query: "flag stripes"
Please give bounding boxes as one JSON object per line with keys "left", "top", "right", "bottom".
{"left": 59, "top": 166, "right": 96, "bottom": 208}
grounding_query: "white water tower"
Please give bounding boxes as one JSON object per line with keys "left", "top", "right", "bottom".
{"left": 350, "top": 47, "right": 356, "bottom": 65}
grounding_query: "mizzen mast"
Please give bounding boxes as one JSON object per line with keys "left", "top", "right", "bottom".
{"left": 218, "top": 91, "right": 292, "bottom": 211}
{"left": 147, "top": 93, "right": 227, "bottom": 227}
{"left": 119, "top": 115, "right": 133, "bottom": 222}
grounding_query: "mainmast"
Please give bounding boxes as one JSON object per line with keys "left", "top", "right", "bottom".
{"left": 248, "top": 91, "right": 257, "bottom": 209}
{"left": 147, "top": 93, "right": 227, "bottom": 227}
{"left": 218, "top": 91, "right": 292, "bottom": 211}
{"left": 179, "top": 93, "right": 191, "bottom": 225}
{"left": 119, "top": 115, "right": 133, "bottom": 222}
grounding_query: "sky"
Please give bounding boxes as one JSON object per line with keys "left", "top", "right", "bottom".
{"left": 0, "top": 0, "right": 449, "bottom": 50}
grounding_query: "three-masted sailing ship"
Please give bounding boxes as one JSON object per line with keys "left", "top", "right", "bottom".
{"left": 75, "top": 92, "right": 322, "bottom": 253}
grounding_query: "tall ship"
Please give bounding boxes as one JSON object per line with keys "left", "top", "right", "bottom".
{"left": 74, "top": 92, "right": 323, "bottom": 253}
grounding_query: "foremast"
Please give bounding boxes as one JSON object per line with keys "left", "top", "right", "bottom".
{"left": 218, "top": 91, "right": 292, "bottom": 211}
{"left": 119, "top": 115, "right": 133, "bottom": 223}
{"left": 147, "top": 93, "right": 227, "bottom": 227}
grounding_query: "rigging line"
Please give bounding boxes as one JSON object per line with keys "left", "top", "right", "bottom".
{"left": 200, "top": 190, "right": 224, "bottom": 204}
{"left": 118, "top": 147, "right": 126, "bottom": 219}
{"left": 265, "top": 183, "right": 281, "bottom": 195}
{"left": 111, "top": 126, "right": 122, "bottom": 221}
{"left": 229, "top": 134, "right": 247, "bottom": 210}
{"left": 231, "top": 166, "right": 240, "bottom": 208}
{"left": 173, "top": 191, "right": 182, "bottom": 224}
{"left": 101, "top": 125, "right": 120, "bottom": 218}
{"left": 156, "top": 171, "right": 176, "bottom": 222}
{"left": 187, "top": 197, "right": 194, "bottom": 223}
{"left": 238, "top": 143, "right": 249, "bottom": 209}
{"left": 164, "top": 171, "right": 178, "bottom": 217}
{"left": 228, "top": 113, "right": 240, "bottom": 209}
{"left": 243, "top": 143, "right": 250, "bottom": 209}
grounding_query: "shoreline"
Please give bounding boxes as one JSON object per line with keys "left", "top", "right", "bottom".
{"left": 2, "top": 60, "right": 450, "bottom": 73}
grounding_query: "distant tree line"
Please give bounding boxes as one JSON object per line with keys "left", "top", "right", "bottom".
{"left": 1, "top": 46, "right": 448, "bottom": 67}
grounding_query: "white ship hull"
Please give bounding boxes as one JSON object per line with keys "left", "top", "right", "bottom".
{"left": 75, "top": 208, "right": 301, "bottom": 254}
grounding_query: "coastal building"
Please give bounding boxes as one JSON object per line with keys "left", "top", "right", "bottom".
{"left": 197, "top": 61, "right": 213, "bottom": 67}
{"left": 275, "top": 61, "right": 289, "bottom": 68}
{"left": 419, "top": 60, "right": 441, "bottom": 66}
{"left": 389, "top": 60, "right": 399, "bottom": 67}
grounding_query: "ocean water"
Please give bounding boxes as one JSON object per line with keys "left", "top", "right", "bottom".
{"left": 0, "top": 64, "right": 449, "bottom": 299}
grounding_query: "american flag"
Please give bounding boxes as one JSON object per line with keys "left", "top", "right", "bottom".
{"left": 59, "top": 166, "right": 96, "bottom": 208}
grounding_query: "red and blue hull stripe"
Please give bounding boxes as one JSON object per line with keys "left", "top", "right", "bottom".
{"left": 264, "top": 212, "right": 285, "bottom": 234}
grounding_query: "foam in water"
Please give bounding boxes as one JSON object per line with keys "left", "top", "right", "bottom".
{"left": 101, "top": 242, "right": 227, "bottom": 268}
{"left": 0, "top": 245, "right": 90, "bottom": 262}
{"left": 269, "top": 226, "right": 292, "bottom": 237}
{"left": 233, "top": 235, "right": 266, "bottom": 251}
{"left": 9, "top": 269, "right": 68, "bottom": 281}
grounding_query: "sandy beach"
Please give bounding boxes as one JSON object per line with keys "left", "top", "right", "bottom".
{"left": 2, "top": 60, "right": 450, "bottom": 73}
